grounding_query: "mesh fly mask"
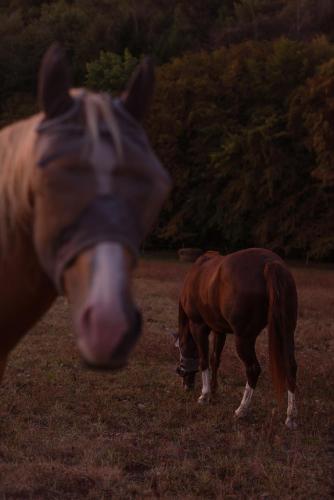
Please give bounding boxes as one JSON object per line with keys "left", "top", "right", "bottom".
{"left": 33, "top": 91, "right": 171, "bottom": 291}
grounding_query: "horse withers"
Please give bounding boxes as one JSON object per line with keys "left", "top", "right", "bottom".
{"left": 175, "top": 248, "right": 298, "bottom": 429}
{"left": 0, "top": 44, "right": 171, "bottom": 378}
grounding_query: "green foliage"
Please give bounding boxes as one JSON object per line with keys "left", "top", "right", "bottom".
{"left": 148, "top": 38, "right": 334, "bottom": 258}
{"left": 0, "top": 1, "right": 333, "bottom": 258}
{"left": 85, "top": 49, "right": 138, "bottom": 93}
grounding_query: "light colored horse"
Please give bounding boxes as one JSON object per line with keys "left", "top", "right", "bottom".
{"left": 0, "top": 44, "right": 171, "bottom": 379}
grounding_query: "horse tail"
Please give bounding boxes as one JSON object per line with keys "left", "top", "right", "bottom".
{"left": 264, "top": 260, "right": 298, "bottom": 402}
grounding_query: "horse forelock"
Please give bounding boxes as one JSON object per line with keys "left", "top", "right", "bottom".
{"left": 81, "top": 90, "right": 123, "bottom": 161}
{"left": 36, "top": 89, "right": 123, "bottom": 186}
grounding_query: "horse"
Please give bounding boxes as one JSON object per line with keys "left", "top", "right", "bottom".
{"left": 0, "top": 44, "right": 171, "bottom": 381}
{"left": 174, "top": 248, "right": 298, "bottom": 429}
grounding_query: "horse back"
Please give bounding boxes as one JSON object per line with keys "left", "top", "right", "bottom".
{"left": 180, "top": 248, "right": 289, "bottom": 334}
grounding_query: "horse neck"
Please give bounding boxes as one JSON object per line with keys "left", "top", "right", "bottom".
{"left": 0, "top": 232, "right": 56, "bottom": 354}
{"left": 0, "top": 114, "right": 40, "bottom": 253}
{"left": 0, "top": 115, "right": 56, "bottom": 353}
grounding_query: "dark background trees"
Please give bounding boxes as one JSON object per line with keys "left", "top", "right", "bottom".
{"left": 0, "top": 0, "right": 334, "bottom": 259}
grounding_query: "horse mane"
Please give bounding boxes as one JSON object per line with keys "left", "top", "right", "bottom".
{"left": 0, "top": 114, "right": 38, "bottom": 255}
{"left": 0, "top": 89, "right": 122, "bottom": 256}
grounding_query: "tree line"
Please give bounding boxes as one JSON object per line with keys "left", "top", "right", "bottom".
{"left": 0, "top": 1, "right": 334, "bottom": 259}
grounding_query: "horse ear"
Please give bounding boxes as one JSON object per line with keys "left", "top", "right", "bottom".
{"left": 38, "top": 43, "right": 74, "bottom": 119}
{"left": 121, "top": 57, "right": 155, "bottom": 122}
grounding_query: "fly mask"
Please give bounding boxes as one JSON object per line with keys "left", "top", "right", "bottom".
{"left": 33, "top": 91, "right": 171, "bottom": 291}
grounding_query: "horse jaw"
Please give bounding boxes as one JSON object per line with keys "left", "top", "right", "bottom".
{"left": 64, "top": 242, "right": 141, "bottom": 369}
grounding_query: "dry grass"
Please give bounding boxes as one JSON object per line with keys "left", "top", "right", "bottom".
{"left": 0, "top": 256, "right": 333, "bottom": 499}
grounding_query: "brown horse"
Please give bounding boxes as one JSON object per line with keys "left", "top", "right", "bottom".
{"left": 175, "top": 248, "right": 298, "bottom": 429}
{"left": 0, "top": 44, "right": 171, "bottom": 380}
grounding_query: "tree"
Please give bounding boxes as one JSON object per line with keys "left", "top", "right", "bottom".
{"left": 85, "top": 49, "right": 138, "bottom": 93}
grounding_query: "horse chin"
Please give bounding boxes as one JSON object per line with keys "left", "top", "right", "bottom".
{"left": 77, "top": 336, "right": 126, "bottom": 370}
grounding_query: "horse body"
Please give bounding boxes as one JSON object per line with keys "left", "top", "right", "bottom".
{"left": 177, "top": 248, "right": 298, "bottom": 429}
{"left": 182, "top": 248, "right": 273, "bottom": 332}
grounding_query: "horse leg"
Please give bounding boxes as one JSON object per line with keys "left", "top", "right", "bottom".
{"left": 285, "top": 355, "right": 298, "bottom": 430}
{"left": 234, "top": 335, "right": 261, "bottom": 418}
{"left": 210, "top": 332, "right": 226, "bottom": 394}
{"left": 189, "top": 321, "right": 211, "bottom": 404}
{"left": 178, "top": 304, "right": 199, "bottom": 390}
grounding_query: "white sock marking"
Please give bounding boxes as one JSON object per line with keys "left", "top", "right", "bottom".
{"left": 201, "top": 369, "right": 210, "bottom": 395}
{"left": 198, "top": 369, "right": 211, "bottom": 403}
{"left": 285, "top": 390, "right": 298, "bottom": 429}
{"left": 235, "top": 382, "right": 254, "bottom": 418}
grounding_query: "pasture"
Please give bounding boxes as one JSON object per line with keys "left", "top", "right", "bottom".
{"left": 0, "top": 256, "right": 333, "bottom": 499}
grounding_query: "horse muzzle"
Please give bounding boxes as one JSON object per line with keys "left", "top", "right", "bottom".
{"left": 77, "top": 306, "right": 142, "bottom": 370}
{"left": 176, "top": 366, "right": 197, "bottom": 390}
{"left": 176, "top": 354, "right": 199, "bottom": 390}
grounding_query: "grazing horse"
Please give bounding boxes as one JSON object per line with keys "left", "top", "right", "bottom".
{"left": 0, "top": 44, "right": 171, "bottom": 380}
{"left": 175, "top": 249, "right": 298, "bottom": 429}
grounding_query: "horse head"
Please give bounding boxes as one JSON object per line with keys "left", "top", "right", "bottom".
{"left": 170, "top": 329, "right": 199, "bottom": 390}
{"left": 32, "top": 44, "right": 171, "bottom": 369}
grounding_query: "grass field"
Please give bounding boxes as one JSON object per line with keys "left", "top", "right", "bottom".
{"left": 0, "top": 257, "right": 333, "bottom": 499}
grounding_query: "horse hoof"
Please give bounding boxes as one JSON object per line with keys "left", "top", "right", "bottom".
{"left": 198, "top": 393, "right": 210, "bottom": 404}
{"left": 285, "top": 417, "right": 298, "bottom": 430}
{"left": 234, "top": 407, "right": 248, "bottom": 419}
